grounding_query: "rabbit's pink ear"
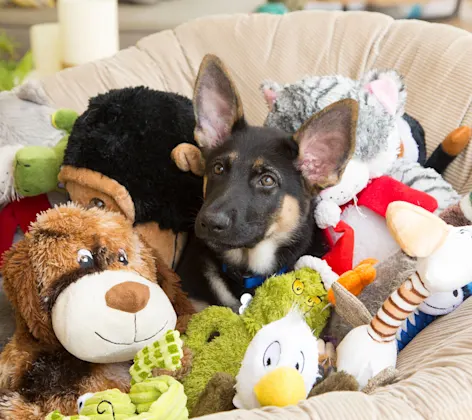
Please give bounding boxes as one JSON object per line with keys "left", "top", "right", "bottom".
{"left": 365, "top": 78, "right": 399, "bottom": 116}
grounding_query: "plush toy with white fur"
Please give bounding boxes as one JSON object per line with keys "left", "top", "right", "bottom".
{"left": 0, "top": 81, "right": 68, "bottom": 207}
{"left": 262, "top": 70, "right": 459, "bottom": 274}
{"left": 233, "top": 310, "right": 320, "bottom": 409}
{"left": 336, "top": 201, "right": 472, "bottom": 388}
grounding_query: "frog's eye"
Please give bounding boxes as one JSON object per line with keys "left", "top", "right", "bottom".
{"left": 292, "top": 279, "right": 304, "bottom": 295}
{"left": 306, "top": 296, "right": 322, "bottom": 307}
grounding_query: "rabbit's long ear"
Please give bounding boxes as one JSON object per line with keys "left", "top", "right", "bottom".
{"left": 361, "top": 69, "right": 406, "bottom": 117}
{"left": 386, "top": 201, "right": 449, "bottom": 258}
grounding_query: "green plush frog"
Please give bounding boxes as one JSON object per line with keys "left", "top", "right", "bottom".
{"left": 14, "top": 108, "right": 78, "bottom": 196}
{"left": 181, "top": 267, "right": 331, "bottom": 415}
{"left": 46, "top": 331, "right": 189, "bottom": 420}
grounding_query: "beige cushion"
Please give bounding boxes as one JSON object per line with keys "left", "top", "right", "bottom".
{"left": 42, "top": 11, "right": 472, "bottom": 193}
{"left": 39, "top": 11, "right": 472, "bottom": 418}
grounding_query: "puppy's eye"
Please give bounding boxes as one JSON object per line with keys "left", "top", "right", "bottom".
{"left": 213, "top": 163, "right": 224, "bottom": 175}
{"left": 260, "top": 175, "right": 276, "bottom": 187}
{"left": 77, "top": 249, "right": 94, "bottom": 269}
{"left": 118, "top": 249, "right": 128, "bottom": 266}
{"left": 89, "top": 198, "right": 105, "bottom": 209}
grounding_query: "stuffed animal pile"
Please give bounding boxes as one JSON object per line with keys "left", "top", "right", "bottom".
{"left": 1, "top": 53, "right": 472, "bottom": 419}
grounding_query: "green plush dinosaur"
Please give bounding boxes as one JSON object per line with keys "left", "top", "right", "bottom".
{"left": 14, "top": 108, "right": 78, "bottom": 196}
{"left": 181, "top": 267, "right": 330, "bottom": 413}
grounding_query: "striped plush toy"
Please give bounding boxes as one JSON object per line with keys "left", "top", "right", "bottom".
{"left": 336, "top": 201, "right": 472, "bottom": 388}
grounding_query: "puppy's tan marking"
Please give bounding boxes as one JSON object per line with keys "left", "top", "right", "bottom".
{"left": 203, "top": 175, "right": 208, "bottom": 199}
{"left": 266, "top": 195, "right": 301, "bottom": 239}
{"left": 253, "top": 158, "right": 264, "bottom": 169}
{"left": 228, "top": 151, "right": 238, "bottom": 163}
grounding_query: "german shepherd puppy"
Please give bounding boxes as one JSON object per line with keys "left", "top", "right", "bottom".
{"left": 177, "top": 55, "right": 358, "bottom": 312}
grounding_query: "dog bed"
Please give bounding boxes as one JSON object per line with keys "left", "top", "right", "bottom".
{"left": 21, "top": 9, "right": 472, "bottom": 419}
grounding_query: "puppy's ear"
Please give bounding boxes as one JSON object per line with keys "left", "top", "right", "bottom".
{"left": 386, "top": 201, "right": 449, "bottom": 258}
{"left": 193, "top": 54, "right": 245, "bottom": 150}
{"left": 294, "top": 99, "right": 358, "bottom": 191}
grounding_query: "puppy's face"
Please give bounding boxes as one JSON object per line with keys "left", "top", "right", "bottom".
{"left": 198, "top": 127, "right": 306, "bottom": 251}
{"left": 2, "top": 204, "right": 177, "bottom": 363}
{"left": 192, "top": 55, "right": 358, "bottom": 252}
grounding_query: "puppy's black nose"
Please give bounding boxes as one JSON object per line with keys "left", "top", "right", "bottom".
{"left": 200, "top": 211, "right": 231, "bottom": 233}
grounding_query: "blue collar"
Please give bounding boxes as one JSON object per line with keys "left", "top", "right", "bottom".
{"left": 222, "top": 264, "right": 288, "bottom": 290}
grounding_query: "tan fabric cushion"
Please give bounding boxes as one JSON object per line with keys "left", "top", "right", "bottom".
{"left": 41, "top": 11, "right": 472, "bottom": 193}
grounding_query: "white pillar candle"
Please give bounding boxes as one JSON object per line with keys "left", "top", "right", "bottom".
{"left": 30, "top": 23, "right": 62, "bottom": 76}
{"left": 57, "top": 0, "right": 119, "bottom": 68}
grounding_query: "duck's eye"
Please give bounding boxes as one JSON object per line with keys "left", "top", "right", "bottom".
{"left": 77, "top": 249, "right": 94, "bottom": 269}
{"left": 118, "top": 249, "right": 128, "bottom": 266}
{"left": 295, "top": 351, "right": 305, "bottom": 373}
{"left": 292, "top": 279, "right": 304, "bottom": 295}
{"left": 263, "top": 341, "right": 281, "bottom": 369}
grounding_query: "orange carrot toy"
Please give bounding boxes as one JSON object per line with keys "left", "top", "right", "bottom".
{"left": 327, "top": 258, "right": 378, "bottom": 305}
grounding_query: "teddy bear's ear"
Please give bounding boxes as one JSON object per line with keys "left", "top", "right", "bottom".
{"left": 386, "top": 201, "right": 450, "bottom": 258}
{"left": 1, "top": 236, "right": 54, "bottom": 343}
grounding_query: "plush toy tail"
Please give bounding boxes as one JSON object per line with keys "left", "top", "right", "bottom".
{"left": 336, "top": 272, "right": 431, "bottom": 388}
{"left": 368, "top": 272, "right": 430, "bottom": 343}
{"left": 425, "top": 126, "right": 471, "bottom": 175}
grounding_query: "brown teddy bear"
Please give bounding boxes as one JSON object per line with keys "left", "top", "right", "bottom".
{"left": 0, "top": 203, "right": 195, "bottom": 419}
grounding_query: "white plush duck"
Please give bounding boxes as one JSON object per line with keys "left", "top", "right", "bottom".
{"left": 233, "top": 311, "right": 320, "bottom": 410}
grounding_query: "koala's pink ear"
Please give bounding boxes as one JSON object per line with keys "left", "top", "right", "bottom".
{"left": 260, "top": 81, "right": 281, "bottom": 111}
{"left": 364, "top": 78, "right": 399, "bottom": 116}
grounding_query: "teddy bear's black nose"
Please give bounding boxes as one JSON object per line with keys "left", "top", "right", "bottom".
{"left": 105, "top": 281, "right": 150, "bottom": 313}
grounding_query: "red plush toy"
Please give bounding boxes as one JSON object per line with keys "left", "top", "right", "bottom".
{"left": 318, "top": 176, "right": 438, "bottom": 275}
{"left": 0, "top": 195, "right": 52, "bottom": 265}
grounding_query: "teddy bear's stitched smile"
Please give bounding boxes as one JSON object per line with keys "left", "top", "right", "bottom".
{"left": 95, "top": 319, "right": 168, "bottom": 346}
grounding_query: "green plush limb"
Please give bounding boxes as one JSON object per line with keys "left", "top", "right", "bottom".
{"left": 242, "top": 267, "right": 330, "bottom": 337}
{"left": 51, "top": 109, "right": 79, "bottom": 132}
{"left": 130, "top": 330, "right": 184, "bottom": 385}
{"left": 181, "top": 307, "right": 251, "bottom": 412}
{"left": 14, "top": 136, "right": 68, "bottom": 196}
{"left": 79, "top": 389, "right": 136, "bottom": 420}
{"left": 129, "top": 376, "right": 188, "bottom": 419}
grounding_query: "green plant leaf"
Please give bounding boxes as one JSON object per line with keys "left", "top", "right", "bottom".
{"left": 13, "top": 50, "right": 34, "bottom": 84}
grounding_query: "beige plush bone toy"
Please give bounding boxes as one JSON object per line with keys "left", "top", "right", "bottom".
{"left": 336, "top": 201, "right": 472, "bottom": 388}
